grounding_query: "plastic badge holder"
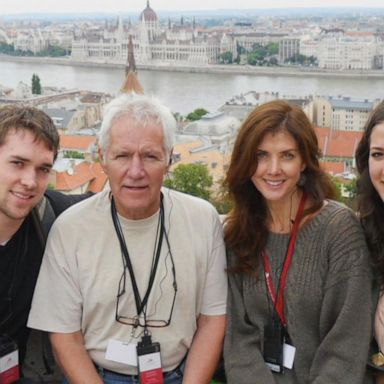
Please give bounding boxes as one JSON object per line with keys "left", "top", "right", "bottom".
{"left": 0, "top": 336, "right": 19, "bottom": 384}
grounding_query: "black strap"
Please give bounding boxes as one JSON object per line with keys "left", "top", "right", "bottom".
{"left": 111, "top": 194, "right": 165, "bottom": 319}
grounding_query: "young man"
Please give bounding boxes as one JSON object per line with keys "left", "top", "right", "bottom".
{"left": 28, "top": 94, "right": 227, "bottom": 384}
{"left": 0, "top": 105, "right": 89, "bottom": 375}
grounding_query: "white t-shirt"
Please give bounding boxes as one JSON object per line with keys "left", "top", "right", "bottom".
{"left": 28, "top": 188, "right": 227, "bottom": 374}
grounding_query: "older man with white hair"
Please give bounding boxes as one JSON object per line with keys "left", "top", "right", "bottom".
{"left": 28, "top": 93, "right": 227, "bottom": 384}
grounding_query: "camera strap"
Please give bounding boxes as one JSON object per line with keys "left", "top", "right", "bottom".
{"left": 261, "top": 192, "right": 307, "bottom": 327}
{"left": 110, "top": 194, "right": 165, "bottom": 323}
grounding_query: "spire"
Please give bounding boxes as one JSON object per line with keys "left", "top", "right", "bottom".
{"left": 120, "top": 35, "right": 144, "bottom": 94}
{"left": 126, "top": 34, "right": 136, "bottom": 76}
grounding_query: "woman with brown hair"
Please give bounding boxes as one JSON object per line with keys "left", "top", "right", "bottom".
{"left": 355, "top": 101, "right": 384, "bottom": 371}
{"left": 223, "top": 100, "right": 373, "bottom": 383}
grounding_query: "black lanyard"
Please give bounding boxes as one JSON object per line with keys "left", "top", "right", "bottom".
{"left": 111, "top": 195, "right": 164, "bottom": 318}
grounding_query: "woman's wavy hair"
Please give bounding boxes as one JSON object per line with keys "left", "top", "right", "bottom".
{"left": 355, "top": 101, "right": 384, "bottom": 281}
{"left": 224, "top": 100, "right": 336, "bottom": 275}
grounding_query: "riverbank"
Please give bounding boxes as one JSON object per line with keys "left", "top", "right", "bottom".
{"left": 1, "top": 54, "right": 384, "bottom": 79}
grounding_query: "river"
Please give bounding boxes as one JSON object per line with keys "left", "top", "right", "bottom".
{"left": 0, "top": 59, "right": 383, "bottom": 114}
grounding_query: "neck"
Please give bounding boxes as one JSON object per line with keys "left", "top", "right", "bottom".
{"left": 0, "top": 216, "right": 25, "bottom": 244}
{"left": 268, "top": 189, "right": 302, "bottom": 233}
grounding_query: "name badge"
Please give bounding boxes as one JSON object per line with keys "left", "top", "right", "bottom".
{"left": 137, "top": 335, "right": 163, "bottom": 384}
{"left": 0, "top": 349, "right": 19, "bottom": 384}
{"left": 283, "top": 342, "right": 296, "bottom": 369}
{"left": 105, "top": 339, "right": 137, "bottom": 366}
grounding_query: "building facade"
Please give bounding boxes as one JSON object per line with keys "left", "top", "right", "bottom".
{"left": 71, "top": 1, "right": 237, "bottom": 65}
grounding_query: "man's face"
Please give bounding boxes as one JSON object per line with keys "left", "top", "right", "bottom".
{"left": 0, "top": 129, "right": 54, "bottom": 227}
{"left": 100, "top": 115, "right": 168, "bottom": 220}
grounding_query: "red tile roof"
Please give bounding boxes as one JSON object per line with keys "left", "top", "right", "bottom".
{"left": 55, "top": 161, "right": 107, "bottom": 192}
{"left": 315, "top": 127, "right": 362, "bottom": 158}
{"left": 60, "top": 135, "right": 97, "bottom": 151}
{"left": 320, "top": 161, "right": 345, "bottom": 175}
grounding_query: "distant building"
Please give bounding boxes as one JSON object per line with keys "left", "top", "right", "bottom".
{"left": 220, "top": 91, "right": 314, "bottom": 122}
{"left": 183, "top": 111, "right": 240, "bottom": 150}
{"left": 234, "top": 32, "right": 285, "bottom": 52}
{"left": 71, "top": 1, "right": 237, "bottom": 65}
{"left": 279, "top": 36, "right": 300, "bottom": 63}
{"left": 317, "top": 31, "right": 379, "bottom": 70}
{"left": 314, "top": 96, "right": 381, "bottom": 131}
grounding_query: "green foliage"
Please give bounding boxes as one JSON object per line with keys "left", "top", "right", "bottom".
{"left": 164, "top": 163, "right": 213, "bottom": 200}
{"left": 247, "top": 43, "right": 279, "bottom": 66}
{"left": 0, "top": 42, "right": 15, "bottom": 54}
{"left": 186, "top": 108, "right": 209, "bottom": 121}
{"left": 219, "top": 51, "right": 233, "bottom": 64}
{"left": 285, "top": 54, "right": 317, "bottom": 66}
{"left": 0, "top": 42, "right": 68, "bottom": 57}
{"left": 0, "top": 42, "right": 33, "bottom": 56}
{"left": 265, "top": 42, "right": 279, "bottom": 55}
{"left": 211, "top": 190, "right": 233, "bottom": 215}
{"left": 342, "top": 178, "right": 358, "bottom": 210}
{"left": 63, "top": 150, "right": 85, "bottom": 159}
{"left": 329, "top": 175, "right": 343, "bottom": 202}
{"left": 31, "top": 73, "right": 42, "bottom": 95}
{"left": 36, "top": 45, "right": 68, "bottom": 57}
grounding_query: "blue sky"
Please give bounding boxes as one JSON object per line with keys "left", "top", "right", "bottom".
{"left": 1, "top": 0, "right": 383, "bottom": 14}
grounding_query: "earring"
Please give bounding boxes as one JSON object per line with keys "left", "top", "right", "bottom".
{"left": 297, "top": 172, "right": 307, "bottom": 187}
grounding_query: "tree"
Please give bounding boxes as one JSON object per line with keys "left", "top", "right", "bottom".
{"left": 219, "top": 51, "right": 233, "bottom": 64}
{"left": 31, "top": 73, "right": 42, "bottom": 94}
{"left": 211, "top": 179, "right": 233, "bottom": 214}
{"left": 342, "top": 178, "right": 358, "bottom": 210}
{"left": 186, "top": 108, "right": 208, "bottom": 121}
{"left": 63, "top": 150, "right": 85, "bottom": 159}
{"left": 164, "top": 163, "right": 213, "bottom": 200}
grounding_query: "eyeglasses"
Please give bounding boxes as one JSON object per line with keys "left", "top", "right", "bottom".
{"left": 0, "top": 297, "right": 13, "bottom": 328}
{"left": 115, "top": 256, "right": 177, "bottom": 329}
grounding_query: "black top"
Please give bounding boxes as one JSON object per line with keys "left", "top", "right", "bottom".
{"left": 0, "top": 190, "right": 93, "bottom": 362}
{"left": 0, "top": 215, "right": 43, "bottom": 361}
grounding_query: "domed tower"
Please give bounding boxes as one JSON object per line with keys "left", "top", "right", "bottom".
{"left": 139, "top": 0, "right": 159, "bottom": 41}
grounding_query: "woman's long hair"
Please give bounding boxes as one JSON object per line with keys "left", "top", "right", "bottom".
{"left": 355, "top": 101, "right": 384, "bottom": 281}
{"left": 224, "top": 100, "right": 336, "bottom": 275}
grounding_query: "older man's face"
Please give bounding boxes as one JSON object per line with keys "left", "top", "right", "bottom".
{"left": 101, "top": 115, "right": 168, "bottom": 220}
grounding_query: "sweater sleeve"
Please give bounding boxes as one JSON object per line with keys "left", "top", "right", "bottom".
{"left": 375, "top": 293, "right": 384, "bottom": 352}
{"left": 223, "top": 252, "right": 275, "bottom": 384}
{"left": 309, "top": 207, "right": 373, "bottom": 383}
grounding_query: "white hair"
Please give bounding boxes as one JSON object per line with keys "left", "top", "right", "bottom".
{"left": 98, "top": 93, "right": 176, "bottom": 163}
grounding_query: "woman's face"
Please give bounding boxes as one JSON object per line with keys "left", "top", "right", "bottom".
{"left": 251, "top": 130, "right": 306, "bottom": 208}
{"left": 369, "top": 122, "right": 384, "bottom": 201}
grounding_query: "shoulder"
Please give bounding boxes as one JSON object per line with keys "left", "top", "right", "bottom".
{"left": 323, "top": 200, "right": 360, "bottom": 225}
{"left": 44, "top": 190, "right": 93, "bottom": 216}
{"left": 162, "top": 188, "right": 222, "bottom": 235}
{"left": 162, "top": 187, "right": 219, "bottom": 216}
{"left": 52, "top": 189, "right": 109, "bottom": 226}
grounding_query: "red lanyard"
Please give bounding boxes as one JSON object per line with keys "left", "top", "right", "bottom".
{"left": 261, "top": 193, "right": 307, "bottom": 327}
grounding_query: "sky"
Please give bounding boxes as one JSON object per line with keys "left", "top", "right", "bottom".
{"left": 1, "top": 0, "right": 384, "bottom": 15}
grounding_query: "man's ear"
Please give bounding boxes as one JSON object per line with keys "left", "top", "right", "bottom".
{"left": 98, "top": 148, "right": 105, "bottom": 169}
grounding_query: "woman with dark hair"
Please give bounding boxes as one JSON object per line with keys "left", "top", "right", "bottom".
{"left": 355, "top": 101, "right": 384, "bottom": 360}
{"left": 223, "top": 100, "right": 373, "bottom": 383}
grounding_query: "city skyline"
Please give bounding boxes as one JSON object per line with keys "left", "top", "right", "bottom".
{"left": 1, "top": 0, "right": 384, "bottom": 15}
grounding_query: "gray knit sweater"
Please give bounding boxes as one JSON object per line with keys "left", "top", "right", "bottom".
{"left": 224, "top": 200, "right": 373, "bottom": 383}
